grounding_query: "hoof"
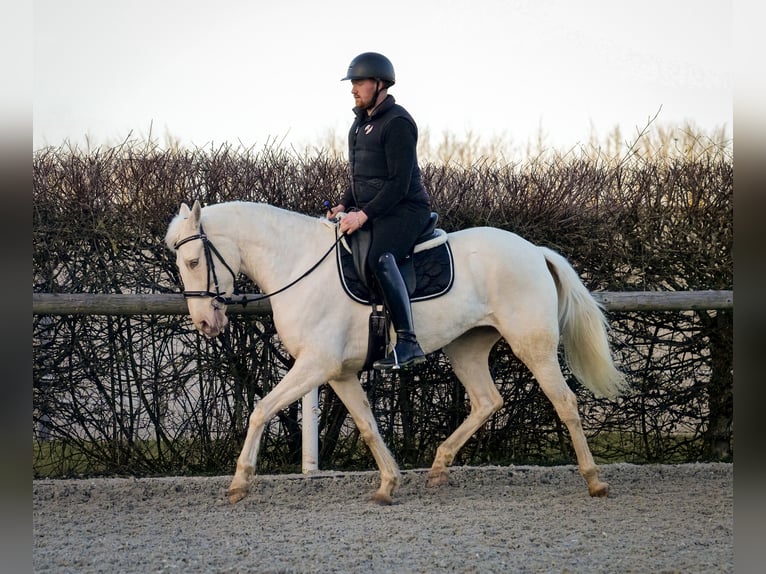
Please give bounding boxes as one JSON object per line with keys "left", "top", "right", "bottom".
{"left": 369, "top": 491, "right": 394, "bottom": 506}
{"left": 588, "top": 481, "right": 610, "bottom": 498}
{"left": 227, "top": 486, "right": 249, "bottom": 504}
{"left": 426, "top": 470, "right": 449, "bottom": 488}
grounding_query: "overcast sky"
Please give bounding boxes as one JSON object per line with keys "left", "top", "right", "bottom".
{"left": 33, "top": 0, "right": 732, "bottom": 154}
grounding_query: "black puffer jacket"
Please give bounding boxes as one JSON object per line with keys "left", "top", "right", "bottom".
{"left": 341, "top": 95, "right": 430, "bottom": 220}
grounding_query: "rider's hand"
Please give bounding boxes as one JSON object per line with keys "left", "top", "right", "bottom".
{"left": 339, "top": 210, "right": 368, "bottom": 235}
{"left": 326, "top": 204, "right": 345, "bottom": 219}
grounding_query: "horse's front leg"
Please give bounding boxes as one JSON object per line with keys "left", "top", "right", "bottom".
{"left": 227, "top": 406, "right": 266, "bottom": 504}
{"left": 227, "top": 360, "right": 326, "bottom": 504}
{"left": 329, "top": 373, "right": 401, "bottom": 505}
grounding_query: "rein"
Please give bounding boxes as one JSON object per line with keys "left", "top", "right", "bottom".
{"left": 174, "top": 222, "right": 344, "bottom": 307}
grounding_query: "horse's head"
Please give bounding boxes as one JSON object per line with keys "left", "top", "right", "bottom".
{"left": 165, "top": 200, "right": 238, "bottom": 338}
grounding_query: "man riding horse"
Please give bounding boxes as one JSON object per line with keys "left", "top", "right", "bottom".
{"left": 326, "top": 52, "right": 432, "bottom": 370}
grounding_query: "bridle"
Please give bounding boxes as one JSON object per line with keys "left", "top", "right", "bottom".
{"left": 173, "top": 223, "right": 238, "bottom": 305}
{"left": 173, "top": 222, "right": 345, "bottom": 307}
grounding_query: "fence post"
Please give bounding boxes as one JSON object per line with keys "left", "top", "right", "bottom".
{"left": 301, "top": 388, "right": 319, "bottom": 473}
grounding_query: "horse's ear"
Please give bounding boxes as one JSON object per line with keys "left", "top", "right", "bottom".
{"left": 191, "top": 200, "right": 202, "bottom": 224}
{"left": 179, "top": 203, "right": 191, "bottom": 218}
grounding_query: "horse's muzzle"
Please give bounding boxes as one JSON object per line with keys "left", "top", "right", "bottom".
{"left": 188, "top": 299, "right": 228, "bottom": 338}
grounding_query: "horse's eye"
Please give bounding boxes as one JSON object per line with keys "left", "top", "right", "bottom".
{"left": 188, "top": 258, "right": 200, "bottom": 269}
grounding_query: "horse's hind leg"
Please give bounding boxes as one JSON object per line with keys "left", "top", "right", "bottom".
{"left": 428, "top": 327, "right": 504, "bottom": 488}
{"left": 512, "top": 336, "right": 609, "bottom": 497}
{"left": 329, "top": 373, "right": 401, "bottom": 505}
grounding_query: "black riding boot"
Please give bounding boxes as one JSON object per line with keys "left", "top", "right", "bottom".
{"left": 372, "top": 252, "right": 426, "bottom": 370}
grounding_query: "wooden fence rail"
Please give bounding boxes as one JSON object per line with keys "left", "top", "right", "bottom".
{"left": 32, "top": 290, "right": 733, "bottom": 316}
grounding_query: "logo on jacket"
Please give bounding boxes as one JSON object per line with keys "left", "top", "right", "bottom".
{"left": 364, "top": 124, "right": 374, "bottom": 135}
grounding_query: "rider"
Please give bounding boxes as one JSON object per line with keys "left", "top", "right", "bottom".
{"left": 326, "top": 52, "right": 432, "bottom": 370}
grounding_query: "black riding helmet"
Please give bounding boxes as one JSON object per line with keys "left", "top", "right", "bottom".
{"left": 341, "top": 52, "right": 395, "bottom": 86}
{"left": 342, "top": 52, "right": 395, "bottom": 111}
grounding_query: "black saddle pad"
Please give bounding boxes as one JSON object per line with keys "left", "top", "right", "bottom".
{"left": 336, "top": 240, "right": 455, "bottom": 305}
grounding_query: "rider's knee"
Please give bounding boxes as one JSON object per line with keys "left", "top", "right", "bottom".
{"left": 377, "top": 252, "right": 395, "bottom": 267}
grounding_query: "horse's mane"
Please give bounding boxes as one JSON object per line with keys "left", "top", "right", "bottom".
{"left": 165, "top": 201, "right": 324, "bottom": 251}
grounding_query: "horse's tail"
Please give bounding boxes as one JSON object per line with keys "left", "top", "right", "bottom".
{"left": 540, "top": 246, "right": 627, "bottom": 399}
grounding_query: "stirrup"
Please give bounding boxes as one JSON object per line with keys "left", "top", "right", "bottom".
{"left": 373, "top": 340, "right": 426, "bottom": 371}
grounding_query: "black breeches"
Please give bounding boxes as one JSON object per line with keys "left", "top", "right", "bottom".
{"left": 366, "top": 206, "right": 431, "bottom": 277}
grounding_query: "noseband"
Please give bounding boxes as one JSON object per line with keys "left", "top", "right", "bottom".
{"left": 173, "top": 223, "right": 239, "bottom": 304}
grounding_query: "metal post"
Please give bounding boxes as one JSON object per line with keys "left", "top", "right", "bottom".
{"left": 301, "top": 387, "right": 319, "bottom": 473}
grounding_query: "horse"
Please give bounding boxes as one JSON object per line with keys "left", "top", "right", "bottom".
{"left": 165, "top": 200, "right": 627, "bottom": 505}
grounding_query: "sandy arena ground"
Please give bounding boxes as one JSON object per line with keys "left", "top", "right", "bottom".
{"left": 33, "top": 462, "right": 732, "bottom": 573}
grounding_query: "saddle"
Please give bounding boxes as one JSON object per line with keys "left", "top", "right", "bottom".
{"left": 331, "top": 212, "right": 455, "bottom": 370}
{"left": 336, "top": 212, "right": 454, "bottom": 305}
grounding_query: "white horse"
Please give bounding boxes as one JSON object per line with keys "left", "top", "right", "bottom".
{"left": 165, "top": 200, "right": 627, "bottom": 504}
